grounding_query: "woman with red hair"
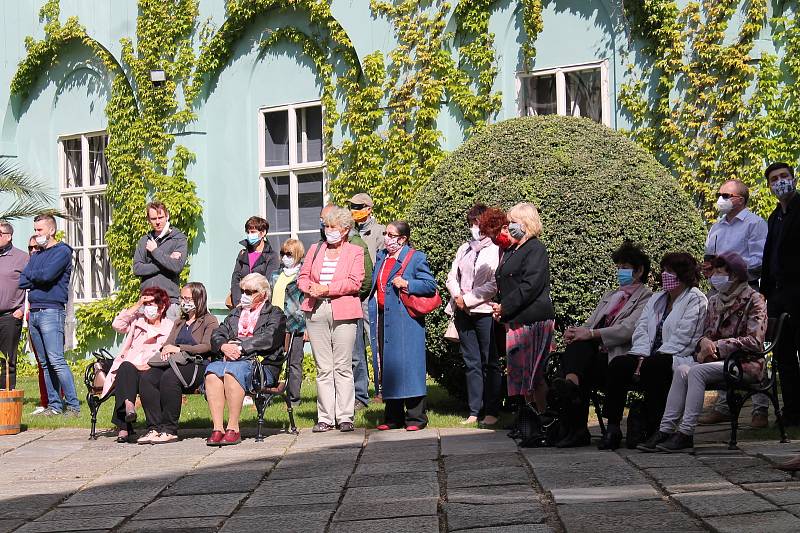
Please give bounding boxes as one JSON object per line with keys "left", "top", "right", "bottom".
{"left": 102, "top": 286, "right": 174, "bottom": 442}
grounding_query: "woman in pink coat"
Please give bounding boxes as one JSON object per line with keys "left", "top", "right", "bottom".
{"left": 103, "top": 287, "right": 173, "bottom": 442}
{"left": 298, "top": 206, "right": 365, "bottom": 433}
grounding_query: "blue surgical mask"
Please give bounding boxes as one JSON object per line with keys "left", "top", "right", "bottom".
{"left": 617, "top": 268, "right": 634, "bottom": 287}
{"left": 246, "top": 232, "right": 261, "bottom": 246}
{"left": 508, "top": 222, "right": 526, "bottom": 240}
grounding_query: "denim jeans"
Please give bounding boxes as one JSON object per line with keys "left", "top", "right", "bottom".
{"left": 28, "top": 308, "right": 80, "bottom": 412}
{"left": 352, "top": 314, "right": 371, "bottom": 406}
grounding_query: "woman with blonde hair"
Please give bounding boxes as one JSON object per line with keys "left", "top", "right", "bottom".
{"left": 270, "top": 238, "right": 306, "bottom": 406}
{"left": 206, "top": 273, "right": 286, "bottom": 446}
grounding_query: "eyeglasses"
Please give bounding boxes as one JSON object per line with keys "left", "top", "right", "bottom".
{"left": 280, "top": 251, "right": 293, "bottom": 257}
{"left": 179, "top": 297, "right": 194, "bottom": 303}
{"left": 384, "top": 232, "right": 401, "bottom": 238}
{"left": 242, "top": 289, "right": 258, "bottom": 296}
{"left": 349, "top": 203, "right": 367, "bottom": 210}
{"left": 718, "top": 193, "right": 741, "bottom": 200}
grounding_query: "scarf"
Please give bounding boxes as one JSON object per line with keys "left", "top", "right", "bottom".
{"left": 458, "top": 237, "right": 493, "bottom": 293}
{"left": 716, "top": 280, "right": 748, "bottom": 306}
{"left": 238, "top": 301, "right": 265, "bottom": 338}
{"left": 597, "top": 283, "right": 641, "bottom": 325}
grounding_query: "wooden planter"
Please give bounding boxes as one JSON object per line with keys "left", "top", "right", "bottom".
{"left": 0, "top": 389, "right": 24, "bottom": 435}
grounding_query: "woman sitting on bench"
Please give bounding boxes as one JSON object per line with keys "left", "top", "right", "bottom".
{"left": 103, "top": 287, "right": 174, "bottom": 443}
{"left": 137, "top": 282, "right": 219, "bottom": 445}
{"left": 205, "top": 273, "right": 286, "bottom": 446}
{"left": 645, "top": 252, "right": 767, "bottom": 453}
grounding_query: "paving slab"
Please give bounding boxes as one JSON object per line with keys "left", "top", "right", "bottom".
{"left": 347, "top": 470, "right": 438, "bottom": 488}
{"left": 220, "top": 512, "right": 329, "bottom": 533}
{"left": 241, "top": 490, "right": 340, "bottom": 508}
{"left": 743, "top": 481, "right": 800, "bottom": 505}
{"left": 359, "top": 445, "right": 439, "bottom": 462}
{"left": 557, "top": 500, "right": 706, "bottom": 533}
{"left": 328, "top": 515, "right": 439, "bottom": 533}
{"left": 672, "top": 487, "right": 777, "bottom": 517}
{"left": 117, "top": 516, "right": 226, "bottom": 533}
{"left": 14, "top": 517, "right": 124, "bottom": 532}
{"left": 443, "top": 452, "right": 523, "bottom": 472}
{"left": 444, "top": 501, "right": 547, "bottom": 531}
{"left": 342, "top": 483, "right": 439, "bottom": 503}
{"left": 334, "top": 497, "right": 438, "bottom": 521}
{"left": 61, "top": 477, "right": 171, "bottom": 506}
{"left": 447, "top": 484, "right": 540, "bottom": 505}
{"left": 354, "top": 459, "right": 438, "bottom": 475}
{"left": 550, "top": 484, "right": 660, "bottom": 503}
{"left": 645, "top": 465, "right": 734, "bottom": 493}
{"left": 35, "top": 503, "right": 145, "bottom": 521}
{"left": 446, "top": 466, "right": 530, "bottom": 488}
{"left": 0, "top": 520, "right": 24, "bottom": 533}
{"left": 456, "top": 527, "right": 554, "bottom": 533}
{"left": 235, "top": 503, "right": 338, "bottom": 516}
{"left": 134, "top": 493, "right": 247, "bottom": 519}
{"left": 623, "top": 451, "right": 699, "bottom": 468}
{"left": 250, "top": 474, "right": 349, "bottom": 497}
{"left": 531, "top": 462, "right": 650, "bottom": 490}
{"left": 162, "top": 469, "right": 265, "bottom": 495}
{"left": 702, "top": 510, "right": 800, "bottom": 533}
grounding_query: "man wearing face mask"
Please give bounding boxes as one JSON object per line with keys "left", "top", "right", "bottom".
{"left": 133, "top": 201, "right": 188, "bottom": 320}
{"left": 699, "top": 180, "right": 769, "bottom": 428}
{"left": 229, "top": 216, "right": 279, "bottom": 308}
{"left": 19, "top": 214, "right": 80, "bottom": 416}
{"left": 761, "top": 162, "right": 800, "bottom": 426}
{"left": 348, "top": 193, "right": 386, "bottom": 265}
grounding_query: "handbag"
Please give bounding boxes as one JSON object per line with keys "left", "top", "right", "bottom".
{"left": 444, "top": 318, "right": 459, "bottom": 343}
{"left": 148, "top": 350, "right": 202, "bottom": 389}
{"left": 396, "top": 249, "right": 442, "bottom": 318}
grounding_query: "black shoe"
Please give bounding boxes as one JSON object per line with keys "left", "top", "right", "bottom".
{"left": 555, "top": 427, "right": 591, "bottom": 448}
{"left": 312, "top": 422, "right": 333, "bottom": 433}
{"left": 597, "top": 425, "right": 622, "bottom": 450}
{"left": 656, "top": 432, "right": 694, "bottom": 453}
{"left": 339, "top": 422, "right": 355, "bottom": 432}
{"left": 636, "top": 431, "right": 672, "bottom": 452}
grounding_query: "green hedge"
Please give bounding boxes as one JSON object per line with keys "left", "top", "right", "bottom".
{"left": 408, "top": 115, "right": 705, "bottom": 399}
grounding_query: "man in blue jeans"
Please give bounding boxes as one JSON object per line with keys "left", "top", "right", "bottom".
{"left": 19, "top": 214, "right": 79, "bottom": 416}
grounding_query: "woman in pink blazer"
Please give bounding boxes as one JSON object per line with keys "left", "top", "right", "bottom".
{"left": 298, "top": 206, "right": 365, "bottom": 433}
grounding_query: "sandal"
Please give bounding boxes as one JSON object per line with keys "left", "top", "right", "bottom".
{"left": 116, "top": 429, "right": 132, "bottom": 443}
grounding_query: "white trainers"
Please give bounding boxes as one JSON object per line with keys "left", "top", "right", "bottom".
{"left": 30, "top": 406, "right": 47, "bottom": 415}
{"left": 137, "top": 430, "right": 160, "bottom": 445}
{"left": 150, "top": 432, "right": 179, "bottom": 444}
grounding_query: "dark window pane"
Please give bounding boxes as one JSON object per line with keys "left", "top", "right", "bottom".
{"left": 305, "top": 106, "right": 323, "bottom": 162}
{"left": 89, "top": 194, "right": 110, "bottom": 246}
{"left": 297, "top": 231, "right": 321, "bottom": 253}
{"left": 72, "top": 253, "right": 85, "bottom": 300}
{"left": 265, "top": 175, "right": 291, "bottom": 233}
{"left": 265, "top": 110, "right": 289, "bottom": 166}
{"left": 297, "top": 172, "right": 324, "bottom": 231}
{"left": 523, "top": 74, "right": 557, "bottom": 116}
{"left": 296, "top": 108, "right": 303, "bottom": 163}
{"left": 90, "top": 247, "right": 112, "bottom": 299}
{"left": 565, "top": 68, "right": 602, "bottom": 123}
{"left": 88, "top": 135, "right": 109, "bottom": 186}
{"left": 64, "top": 138, "right": 82, "bottom": 188}
{"left": 64, "top": 196, "right": 84, "bottom": 248}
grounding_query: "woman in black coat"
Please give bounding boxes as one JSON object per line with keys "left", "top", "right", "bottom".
{"left": 229, "top": 216, "right": 280, "bottom": 307}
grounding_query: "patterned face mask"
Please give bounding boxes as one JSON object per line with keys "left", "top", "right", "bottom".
{"left": 771, "top": 178, "right": 797, "bottom": 200}
{"left": 661, "top": 271, "right": 680, "bottom": 291}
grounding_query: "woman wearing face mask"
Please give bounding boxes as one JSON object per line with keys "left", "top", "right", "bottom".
{"left": 269, "top": 238, "right": 306, "bottom": 406}
{"left": 137, "top": 282, "right": 219, "bottom": 444}
{"left": 478, "top": 204, "right": 556, "bottom": 416}
{"left": 649, "top": 252, "right": 767, "bottom": 452}
{"left": 298, "top": 207, "right": 365, "bottom": 433}
{"left": 556, "top": 242, "right": 653, "bottom": 448}
{"left": 229, "top": 216, "right": 280, "bottom": 308}
{"left": 445, "top": 204, "right": 501, "bottom": 426}
{"left": 369, "top": 220, "right": 438, "bottom": 430}
{"left": 206, "top": 273, "right": 286, "bottom": 446}
{"left": 600, "top": 253, "right": 708, "bottom": 451}
{"left": 103, "top": 287, "right": 174, "bottom": 443}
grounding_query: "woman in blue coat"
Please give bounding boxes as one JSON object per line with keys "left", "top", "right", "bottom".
{"left": 369, "top": 221, "right": 438, "bottom": 430}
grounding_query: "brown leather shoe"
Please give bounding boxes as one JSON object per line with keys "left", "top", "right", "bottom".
{"left": 777, "top": 455, "right": 800, "bottom": 471}
{"left": 751, "top": 412, "right": 769, "bottom": 429}
{"left": 698, "top": 410, "right": 731, "bottom": 425}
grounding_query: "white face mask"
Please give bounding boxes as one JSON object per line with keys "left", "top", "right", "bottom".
{"left": 470, "top": 225, "right": 482, "bottom": 241}
{"left": 715, "top": 196, "right": 734, "bottom": 214}
{"left": 325, "top": 230, "right": 342, "bottom": 244}
{"left": 239, "top": 293, "right": 253, "bottom": 307}
{"left": 142, "top": 305, "right": 159, "bottom": 320}
{"left": 709, "top": 273, "right": 733, "bottom": 293}
{"left": 282, "top": 255, "right": 296, "bottom": 269}
{"left": 35, "top": 235, "right": 49, "bottom": 246}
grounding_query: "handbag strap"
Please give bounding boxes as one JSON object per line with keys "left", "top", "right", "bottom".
{"left": 168, "top": 355, "right": 198, "bottom": 389}
{"left": 396, "top": 248, "right": 416, "bottom": 277}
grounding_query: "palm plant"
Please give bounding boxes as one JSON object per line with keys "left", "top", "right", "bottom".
{"left": 0, "top": 159, "right": 62, "bottom": 221}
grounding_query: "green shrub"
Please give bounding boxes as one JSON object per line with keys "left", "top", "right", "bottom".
{"left": 408, "top": 115, "right": 706, "bottom": 399}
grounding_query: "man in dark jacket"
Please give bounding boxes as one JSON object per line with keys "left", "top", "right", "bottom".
{"left": 0, "top": 220, "right": 28, "bottom": 389}
{"left": 229, "top": 216, "right": 280, "bottom": 307}
{"left": 761, "top": 162, "right": 800, "bottom": 425}
{"left": 19, "top": 214, "right": 79, "bottom": 416}
{"left": 133, "top": 201, "right": 187, "bottom": 319}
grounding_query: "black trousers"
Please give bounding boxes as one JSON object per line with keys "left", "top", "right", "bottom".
{"left": 0, "top": 315, "right": 23, "bottom": 389}
{"left": 768, "top": 287, "right": 800, "bottom": 422}
{"left": 559, "top": 339, "right": 606, "bottom": 427}
{"left": 384, "top": 396, "right": 427, "bottom": 427}
{"left": 455, "top": 310, "right": 501, "bottom": 417}
{"left": 112, "top": 362, "right": 144, "bottom": 428}
{"left": 286, "top": 332, "right": 304, "bottom": 403}
{"left": 604, "top": 353, "right": 673, "bottom": 434}
{"left": 139, "top": 363, "right": 201, "bottom": 435}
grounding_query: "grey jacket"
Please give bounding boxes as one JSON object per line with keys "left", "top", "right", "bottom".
{"left": 582, "top": 284, "right": 652, "bottom": 360}
{"left": 354, "top": 216, "right": 385, "bottom": 265}
{"left": 132, "top": 227, "right": 188, "bottom": 302}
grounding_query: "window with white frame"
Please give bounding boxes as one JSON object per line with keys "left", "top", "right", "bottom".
{"left": 518, "top": 60, "right": 611, "bottom": 127}
{"left": 258, "top": 102, "right": 326, "bottom": 251}
{"left": 59, "top": 132, "right": 113, "bottom": 302}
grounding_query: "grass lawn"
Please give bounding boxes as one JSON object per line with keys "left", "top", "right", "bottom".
{"left": 15, "top": 374, "right": 515, "bottom": 433}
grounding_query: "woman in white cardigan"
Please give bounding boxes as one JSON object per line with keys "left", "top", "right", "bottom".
{"left": 599, "top": 252, "right": 708, "bottom": 451}
{"left": 446, "top": 204, "right": 501, "bottom": 425}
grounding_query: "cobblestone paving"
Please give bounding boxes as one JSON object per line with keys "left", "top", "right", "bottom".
{"left": 1, "top": 425, "right": 799, "bottom": 532}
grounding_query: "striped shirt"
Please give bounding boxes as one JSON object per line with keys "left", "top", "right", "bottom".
{"left": 319, "top": 255, "right": 339, "bottom": 286}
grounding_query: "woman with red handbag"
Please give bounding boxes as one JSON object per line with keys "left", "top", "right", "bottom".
{"left": 368, "top": 221, "right": 439, "bottom": 430}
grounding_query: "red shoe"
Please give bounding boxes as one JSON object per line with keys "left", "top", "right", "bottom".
{"left": 405, "top": 425, "right": 423, "bottom": 431}
{"left": 206, "top": 430, "right": 224, "bottom": 446}
{"left": 220, "top": 429, "right": 241, "bottom": 446}
{"left": 377, "top": 423, "right": 400, "bottom": 431}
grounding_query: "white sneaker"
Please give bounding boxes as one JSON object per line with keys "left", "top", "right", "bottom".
{"left": 243, "top": 396, "right": 254, "bottom": 407}
{"left": 30, "top": 406, "right": 47, "bottom": 415}
{"left": 137, "top": 430, "right": 160, "bottom": 445}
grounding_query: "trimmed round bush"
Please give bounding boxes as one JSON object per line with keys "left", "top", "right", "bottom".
{"left": 408, "top": 115, "right": 705, "bottom": 399}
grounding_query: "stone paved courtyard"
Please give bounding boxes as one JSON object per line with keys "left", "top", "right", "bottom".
{"left": 1, "top": 424, "right": 800, "bottom": 533}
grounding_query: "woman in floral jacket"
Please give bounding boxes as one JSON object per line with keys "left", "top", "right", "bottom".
{"left": 644, "top": 252, "right": 768, "bottom": 453}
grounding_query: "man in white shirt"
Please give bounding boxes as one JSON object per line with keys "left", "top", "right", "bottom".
{"left": 699, "top": 179, "right": 770, "bottom": 428}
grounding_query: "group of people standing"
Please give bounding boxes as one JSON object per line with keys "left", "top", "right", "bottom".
{"left": 1, "top": 160, "right": 798, "bottom": 453}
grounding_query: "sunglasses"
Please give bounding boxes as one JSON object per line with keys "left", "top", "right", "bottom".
{"left": 718, "top": 193, "right": 741, "bottom": 200}
{"left": 280, "top": 251, "right": 293, "bottom": 257}
{"left": 242, "top": 289, "right": 258, "bottom": 296}
{"left": 349, "top": 203, "right": 367, "bottom": 210}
